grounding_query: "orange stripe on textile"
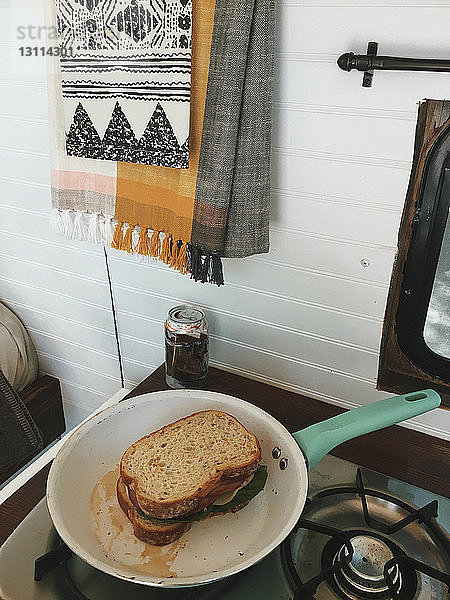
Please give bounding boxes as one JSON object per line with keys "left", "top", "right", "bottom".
{"left": 177, "top": 242, "right": 189, "bottom": 274}
{"left": 160, "top": 234, "right": 171, "bottom": 264}
{"left": 169, "top": 240, "right": 179, "bottom": 268}
{"left": 114, "top": 0, "right": 216, "bottom": 254}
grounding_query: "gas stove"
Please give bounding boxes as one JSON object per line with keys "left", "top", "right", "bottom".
{"left": 0, "top": 454, "right": 448, "bottom": 600}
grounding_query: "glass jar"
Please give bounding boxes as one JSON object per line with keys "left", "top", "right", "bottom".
{"left": 164, "top": 305, "right": 209, "bottom": 389}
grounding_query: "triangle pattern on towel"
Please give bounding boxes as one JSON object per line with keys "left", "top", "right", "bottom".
{"left": 66, "top": 103, "right": 103, "bottom": 159}
{"left": 66, "top": 101, "right": 189, "bottom": 168}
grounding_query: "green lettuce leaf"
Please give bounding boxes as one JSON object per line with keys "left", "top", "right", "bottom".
{"left": 211, "top": 465, "right": 268, "bottom": 515}
{"left": 137, "top": 466, "right": 268, "bottom": 525}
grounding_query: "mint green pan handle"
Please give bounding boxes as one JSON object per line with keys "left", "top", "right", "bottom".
{"left": 293, "top": 389, "right": 441, "bottom": 470}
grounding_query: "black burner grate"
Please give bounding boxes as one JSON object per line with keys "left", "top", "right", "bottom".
{"left": 321, "top": 529, "right": 417, "bottom": 600}
{"left": 280, "top": 517, "right": 354, "bottom": 599}
{"left": 355, "top": 469, "right": 439, "bottom": 535}
{"left": 384, "top": 555, "right": 450, "bottom": 600}
{"left": 280, "top": 469, "right": 450, "bottom": 600}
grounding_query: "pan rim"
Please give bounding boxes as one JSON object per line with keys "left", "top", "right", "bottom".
{"left": 47, "top": 389, "right": 308, "bottom": 587}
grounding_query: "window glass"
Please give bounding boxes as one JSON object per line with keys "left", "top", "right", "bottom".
{"left": 423, "top": 208, "right": 450, "bottom": 359}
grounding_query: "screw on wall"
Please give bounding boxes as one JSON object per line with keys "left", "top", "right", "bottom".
{"left": 360, "top": 259, "right": 370, "bottom": 267}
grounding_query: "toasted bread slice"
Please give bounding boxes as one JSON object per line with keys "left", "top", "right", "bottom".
{"left": 117, "top": 476, "right": 191, "bottom": 546}
{"left": 120, "top": 410, "right": 261, "bottom": 519}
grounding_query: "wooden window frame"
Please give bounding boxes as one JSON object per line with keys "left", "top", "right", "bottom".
{"left": 378, "top": 100, "right": 450, "bottom": 407}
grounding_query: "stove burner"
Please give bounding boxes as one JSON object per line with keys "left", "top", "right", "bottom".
{"left": 338, "top": 535, "right": 397, "bottom": 591}
{"left": 280, "top": 469, "right": 450, "bottom": 600}
{"left": 321, "top": 530, "right": 417, "bottom": 600}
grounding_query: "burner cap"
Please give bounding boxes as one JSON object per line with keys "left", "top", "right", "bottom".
{"left": 335, "top": 535, "right": 400, "bottom": 595}
{"left": 320, "top": 530, "right": 418, "bottom": 600}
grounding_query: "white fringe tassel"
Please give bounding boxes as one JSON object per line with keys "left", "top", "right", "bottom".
{"left": 51, "top": 208, "right": 115, "bottom": 246}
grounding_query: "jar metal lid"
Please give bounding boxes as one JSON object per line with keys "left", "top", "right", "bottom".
{"left": 166, "top": 305, "right": 206, "bottom": 334}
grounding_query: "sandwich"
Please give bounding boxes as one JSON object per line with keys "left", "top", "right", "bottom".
{"left": 117, "top": 410, "right": 267, "bottom": 545}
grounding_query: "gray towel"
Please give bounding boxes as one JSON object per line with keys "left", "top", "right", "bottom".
{"left": 192, "top": 0, "right": 275, "bottom": 260}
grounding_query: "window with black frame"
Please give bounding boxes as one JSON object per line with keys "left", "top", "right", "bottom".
{"left": 378, "top": 100, "right": 450, "bottom": 406}
{"left": 396, "top": 155, "right": 450, "bottom": 380}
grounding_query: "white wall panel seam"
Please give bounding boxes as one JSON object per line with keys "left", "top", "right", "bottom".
{"left": 0, "top": 205, "right": 51, "bottom": 218}
{"left": 112, "top": 278, "right": 383, "bottom": 324}
{"left": 123, "top": 355, "right": 161, "bottom": 369}
{"left": 38, "top": 351, "right": 122, "bottom": 384}
{"left": 0, "top": 276, "right": 111, "bottom": 312}
{"left": 110, "top": 249, "right": 392, "bottom": 290}
{"left": 210, "top": 332, "right": 378, "bottom": 358}
{"left": 120, "top": 334, "right": 162, "bottom": 351}
{"left": 0, "top": 297, "right": 116, "bottom": 337}
{"left": 109, "top": 241, "right": 393, "bottom": 286}
{"left": 274, "top": 147, "right": 411, "bottom": 170}
{"left": 124, "top": 339, "right": 376, "bottom": 386}
{"left": 108, "top": 254, "right": 390, "bottom": 311}
{"left": 0, "top": 250, "right": 107, "bottom": 283}
{"left": 247, "top": 256, "right": 391, "bottom": 287}
{"left": 211, "top": 338, "right": 377, "bottom": 385}
{"left": 63, "top": 397, "right": 117, "bottom": 414}
{"left": 279, "top": 1, "right": 448, "bottom": 6}
{"left": 278, "top": 52, "right": 335, "bottom": 63}
{"left": 40, "top": 372, "right": 113, "bottom": 399}
{"left": 276, "top": 102, "right": 415, "bottom": 121}
{"left": 270, "top": 226, "right": 395, "bottom": 251}
{"left": 0, "top": 145, "right": 49, "bottom": 159}
{"left": 0, "top": 175, "right": 49, "bottom": 189}
{"left": 0, "top": 81, "right": 46, "bottom": 88}
{"left": 271, "top": 187, "right": 402, "bottom": 213}
{"left": 0, "top": 2, "right": 45, "bottom": 8}
{"left": 0, "top": 105, "right": 414, "bottom": 125}
{"left": 0, "top": 145, "right": 411, "bottom": 170}
{"left": 215, "top": 283, "right": 384, "bottom": 322}
{"left": 2, "top": 192, "right": 401, "bottom": 231}
{"left": 26, "top": 326, "right": 119, "bottom": 361}
{"left": 0, "top": 227, "right": 103, "bottom": 258}
{"left": 0, "top": 114, "right": 48, "bottom": 124}
{"left": 211, "top": 359, "right": 381, "bottom": 405}
{"left": 126, "top": 327, "right": 379, "bottom": 374}
{"left": 117, "top": 307, "right": 379, "bottom": 354}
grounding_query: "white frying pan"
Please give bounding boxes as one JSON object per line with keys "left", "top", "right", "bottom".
{"left": 46, "top": 388, "right": 440, "bottom": 588}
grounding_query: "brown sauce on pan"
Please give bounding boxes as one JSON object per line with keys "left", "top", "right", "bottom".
{"left": 90, "top": 466, "right": 185, "bottom": 578}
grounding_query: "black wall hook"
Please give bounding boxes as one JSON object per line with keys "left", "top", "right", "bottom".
{"left": 338, "top": 42, "right": 450, "bottom": 87}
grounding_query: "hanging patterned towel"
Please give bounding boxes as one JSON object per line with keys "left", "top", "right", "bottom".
{"left": 47, "top": 0, "right": 275, "bottom": 285}
{"left": 57, "top": 0, "right": 192, "bottom": 168}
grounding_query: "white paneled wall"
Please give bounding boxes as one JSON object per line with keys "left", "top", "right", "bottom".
{"left": 1, "top": 0, "right": 449, "bottom": 438}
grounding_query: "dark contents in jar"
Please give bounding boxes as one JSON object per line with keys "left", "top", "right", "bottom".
{"left": 165, "top": 329, "right": 208, "bottom": 388}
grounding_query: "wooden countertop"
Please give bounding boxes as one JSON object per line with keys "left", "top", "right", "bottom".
{"left": 1, "top": 364, "right": 448, "bottom": 545}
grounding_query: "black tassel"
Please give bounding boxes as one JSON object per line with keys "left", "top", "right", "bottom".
{"left": 210, "top": 253, "right": 224, "bottom": 286}
{"left": 200, "top": 252, "right": 212, "bottom": 283}
{"left": 188, "top": 244, "right": 200, "bottom": 280}
{"left": 186, "top": 244, "right": 224, "bottom": 286}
